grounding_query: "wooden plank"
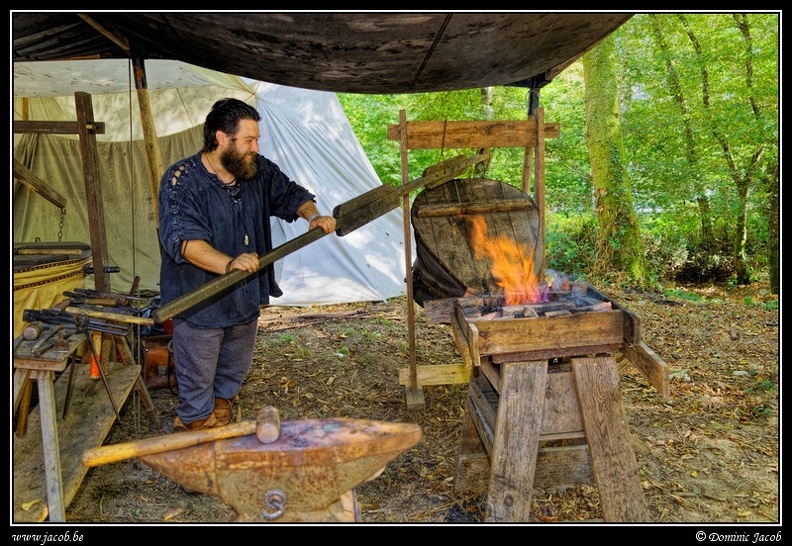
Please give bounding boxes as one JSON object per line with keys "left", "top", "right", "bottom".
{"left": 467, "top": 375, "right": 498, "bottom": 454}
{"left": 571, "top": 357, "right": 648, "bottom": 522}
{"left": 37, "top": 370, "right": 65, "bottom": 521}
{"left": 586, "top": 285, "right": 641, "bottom": 344}
{"left": 387, "top": 120, "right": 560, "bottom": 149}
{"left": 13, "top": 362, "right": 141, "bottom": 522}
{"left": 453, "top": 396, "right": 490, "bottom": 495}
{"left": 13, "top": 159, "right": 68, "bottom": 209}
{"left": 453, "top": 452, "right": 490, "bottom": 495}
{"left": 485, "top": 360, "right": 546, "bottom": 522}
{"left": 449, "top": 314, "right": 473, "bottom": 369}
{"left": 541, "top": 367, "right": 586, "bottom": 440}
{"left": 74, "top": 91, "right": 112, "bottom": 292}
{"left": 415, "top": 197, "right": 536, "bottom": 217}
{"left": 14, "top": 334, "right": 86, "bottom": 372}
{"left": 472, "top": 310, "right": 624, "bottom": 356}
{"left": 475, "top": 361, "right": 585, "bottom": 440}
{"left": 458, "top": 393, "right": 489, "bottom": 456}
{"left": 13, "top": 120, "right": 106, "bottom": 135}
{"left": 491, "top": 343, "right": 623, "bottom": 363}
{"left": 404, "top": 385, "right": 425, "bottom": 410}
{"left": 622, "top": 341, "right": 670, "bottom": 399}
{"left": 534, "top": 444, "right": 594, "bottom": 488}
{"left": 454, "top": 305, "right": 481, "bottom": 367}
{"left": 397, "top": 364, "right": 470, "bottom": 386}
{"left": 478, "top": 359, "right": 501, "bottom": 392}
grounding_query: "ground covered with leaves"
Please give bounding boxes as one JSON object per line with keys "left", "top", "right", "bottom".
{"left": 64, "top": 281, "right": 779, "bottom": 526}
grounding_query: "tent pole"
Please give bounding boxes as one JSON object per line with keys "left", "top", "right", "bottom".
{"left": 132, "top": 57, "right": 165, "bottom": 228}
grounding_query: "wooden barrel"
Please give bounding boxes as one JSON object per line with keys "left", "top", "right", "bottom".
{"left": 411, "top": 178, "right": 541, "bottom": 305}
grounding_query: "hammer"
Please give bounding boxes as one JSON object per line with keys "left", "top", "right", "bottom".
{"left": 30, "top": 324, "right": 65, "bottom": 356}
{"left": 82, "top": 406, "right": 281, "bottom": 468}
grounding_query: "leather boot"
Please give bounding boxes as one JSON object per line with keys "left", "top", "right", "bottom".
{"left": 173, "top": 412, "right": 218, "bottom": 432}
{"left": 213, "top": 397, "right": 233, "bottom": 427}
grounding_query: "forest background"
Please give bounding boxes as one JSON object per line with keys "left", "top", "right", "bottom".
{"left": 337, "top": 12, "right": 780, "bottom": 297}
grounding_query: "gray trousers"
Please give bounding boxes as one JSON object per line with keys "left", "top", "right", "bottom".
{"left": 171, "top": 318, "right": 258, "bottom": 423}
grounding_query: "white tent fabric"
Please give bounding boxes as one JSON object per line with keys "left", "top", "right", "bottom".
{"left": 13, "top": 59, "right": 409, "bottom": 306}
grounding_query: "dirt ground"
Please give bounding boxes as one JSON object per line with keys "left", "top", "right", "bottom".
{"left": 60, "top": 281, "right": 779, "bottom": 527}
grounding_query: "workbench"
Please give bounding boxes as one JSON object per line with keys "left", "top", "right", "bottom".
{"left": 13, "top": 334, "right": 156, "bottom": 522}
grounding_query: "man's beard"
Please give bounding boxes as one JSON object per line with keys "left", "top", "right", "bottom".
{"left": 220, "top": 147, "right": 257, "bottom": 180}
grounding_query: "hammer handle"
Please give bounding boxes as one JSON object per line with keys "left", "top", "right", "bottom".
{"left": 82, "top": 421, "right": 255, "bottom": 467}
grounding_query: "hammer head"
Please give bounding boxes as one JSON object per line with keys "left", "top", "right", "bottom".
{"left": 256, "top": 406, "right": 280, "bottom": 444}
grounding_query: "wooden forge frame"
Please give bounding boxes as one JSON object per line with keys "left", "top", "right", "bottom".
{"left": 387, "top": 109, "right": 558, "bottom": 407}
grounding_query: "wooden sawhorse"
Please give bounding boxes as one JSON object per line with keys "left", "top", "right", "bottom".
{"left": 453, "top": 356, "right": 648, "bottom": 522}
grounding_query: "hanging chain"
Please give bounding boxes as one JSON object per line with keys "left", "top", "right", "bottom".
{"left": 58, "top": 208, "right": 66, "bottom": 243}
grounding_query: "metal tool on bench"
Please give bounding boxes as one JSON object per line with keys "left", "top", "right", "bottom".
{"left": 23, "top": 308, "right": 129, "bottom": 336}
{"left": 23, "top": 321, "right": 45, "bottom": 340}
{"left": 62, "top": 292, "right": 142, "bottom": 314}
{"left": 70, "top": 287, "right": 151, "bottom": 302}
{"left": 29, "top": 324, "right": 65, "bottom": 357}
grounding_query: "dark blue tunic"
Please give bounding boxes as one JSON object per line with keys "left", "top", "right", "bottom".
{"left": 158, "top": 152, "right": 315, "bottom": 328}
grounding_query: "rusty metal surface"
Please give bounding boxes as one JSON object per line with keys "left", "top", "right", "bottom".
{"left": 140, "top": 418, "right": 421, "bottom": 522}
{"left": 12, "top": 12, "right": 632, "bottom": 94}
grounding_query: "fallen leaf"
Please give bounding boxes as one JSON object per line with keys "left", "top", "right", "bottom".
{"left": 163, "top": 508, "right": 184, "bottom": 521}
{"left": 22, "top": 499, "right": 41, "bottom": 511}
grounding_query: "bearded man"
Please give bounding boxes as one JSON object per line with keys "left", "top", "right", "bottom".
{"left": 158, "top": 98, "right": 336, "bottom": 431}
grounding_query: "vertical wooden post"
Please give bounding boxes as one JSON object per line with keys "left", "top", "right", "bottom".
{"left": 534, "top": 107, "right": 546, "bottom": 279}
{"left": 36, "top": 370, "right": 66, "bottom": 521}
{"left": 74, "top": 91, "right": 111, "bottom": 292}
{"left": 399, "top": 110, "right": 423, "bottom": 408}
{"left": 133, "top": 57, "right": 165, "bottom": 227}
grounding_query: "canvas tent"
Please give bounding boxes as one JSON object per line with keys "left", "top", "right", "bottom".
{"left": 13, "top": 59, "right": 410, "bottom": 308}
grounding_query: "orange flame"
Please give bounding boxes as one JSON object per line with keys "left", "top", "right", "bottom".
{"left": 469, "top": 215, "right": 540, "bottom": 305}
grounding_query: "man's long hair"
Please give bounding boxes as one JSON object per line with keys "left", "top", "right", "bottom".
{"left": 203, "top": 98, "right": 261, "bottom": 152}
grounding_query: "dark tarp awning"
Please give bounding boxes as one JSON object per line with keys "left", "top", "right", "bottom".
{"left": 12, "top": 12, "right": 632, "bottom": 94}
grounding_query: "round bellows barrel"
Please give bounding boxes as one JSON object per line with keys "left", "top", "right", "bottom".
{"left": 411, "top": 178, "right": 541, "bottom": 306}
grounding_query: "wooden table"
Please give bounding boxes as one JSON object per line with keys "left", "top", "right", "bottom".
{"left": 13, "top": 334, "right": 151, "bottom": 522}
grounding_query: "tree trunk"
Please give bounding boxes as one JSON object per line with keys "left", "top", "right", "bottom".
{"left": 650, "top": 15, "right": 713, "bottom": 242}
{"left": 767, "top": 161, "right": 779, "bottom": 294}
{"left": 583, "top": 34, "right": 649, "bottom": 285}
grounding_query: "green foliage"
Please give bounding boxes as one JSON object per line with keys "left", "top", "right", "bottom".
{"left": 664, "top": 287, "right": 704, "bottom": 303}
{"left": 750, "top": 405, "right": 772, "bottom": 419}
{"left": 762, "top": 299, "right": 779, "bottom": 311}
{"left": 746, "top": 379, "right": 774, "bottom": 395}
{"left": 373, "top": 317, "right": 395, "bottom": 329}
{"left": 337, "top": 12, "right": 778, "bottom": 285}
{"left": 544, "top": 212, "right": 598, "bottom": 276}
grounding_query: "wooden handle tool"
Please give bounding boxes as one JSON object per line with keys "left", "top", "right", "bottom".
{"left": 82, "top": 406, "right": 283, "bottom": 467}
